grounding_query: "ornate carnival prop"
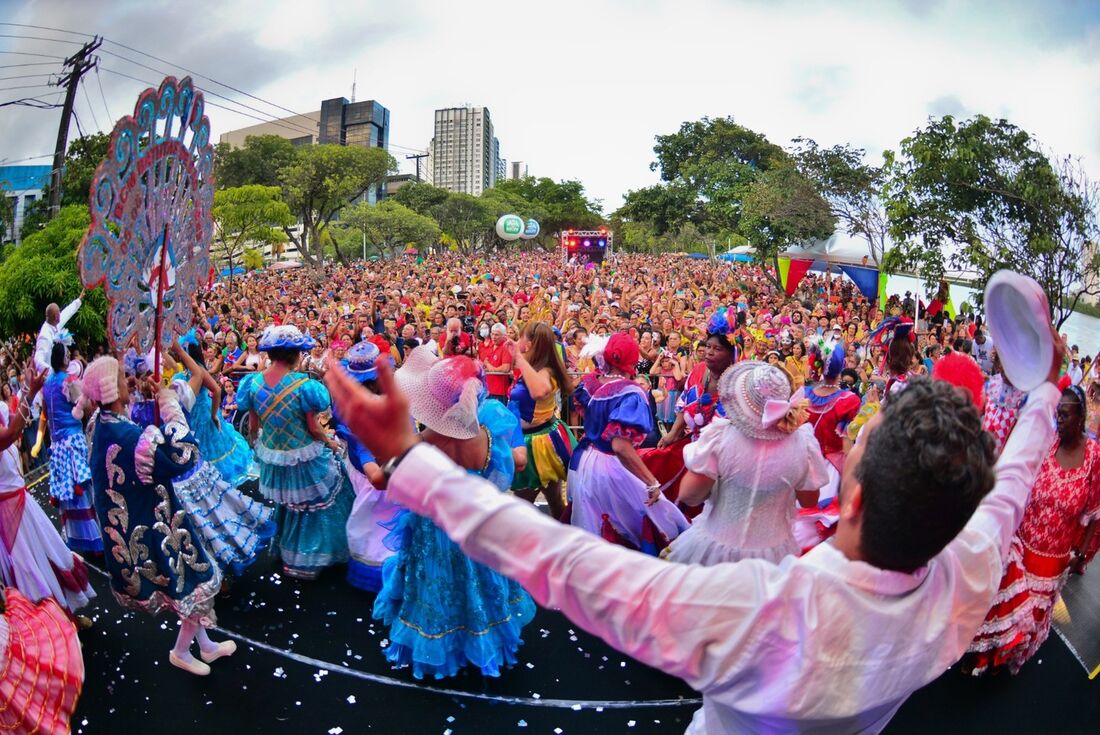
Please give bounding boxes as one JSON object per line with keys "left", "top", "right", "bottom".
{"left": 78, "top": 76, "right": 215, "bottom": 384}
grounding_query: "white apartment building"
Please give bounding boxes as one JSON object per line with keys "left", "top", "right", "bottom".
{"left": 429, "top": 107, "right": 500, "bottom": 195}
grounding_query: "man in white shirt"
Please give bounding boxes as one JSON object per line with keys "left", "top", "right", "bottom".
{"left": 34, "top": 292, "right": 83, "bottom": 374}
{"left": 1066, "top": 347, "right": 1084, "bottom": 386}
{"left": 324, "top": 339, "right": 1062, "bottom": 735}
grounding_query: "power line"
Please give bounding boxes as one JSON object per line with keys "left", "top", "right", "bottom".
{"left": 4, "top": 24, "right": 430, "bottom": 154}
{"left": 0, "top": 96, "right": 62, "bottom": 109}
{"left": 0, "top": 61, "right": 59, "bottom": 69}
{"left": 0, "top": 153, "right": 55, "bottom": 164}
{"left": 80, "top": 76, "right": 101, "bottom": 130}
{"left": 94, "top": 65, "right": 111, "bottom": 122}
{"left": 0, "top": 72, "right": 52, "bottom": 82}
{"left": 0, "top": 51, "right": 65, "bottom": 60}
{"left": 0, "top": 33, "right": 82, "bottom": 46}
{"left": 0, "top": 83, "right": 55, "bottom": 93}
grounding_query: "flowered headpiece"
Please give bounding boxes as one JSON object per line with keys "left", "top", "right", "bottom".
{"left": 258, "top": 325, "right": 316, "bottom": 352}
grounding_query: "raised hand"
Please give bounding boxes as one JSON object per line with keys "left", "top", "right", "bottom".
{"left": 323, "top": 355, "right": 417, "bottom": 467}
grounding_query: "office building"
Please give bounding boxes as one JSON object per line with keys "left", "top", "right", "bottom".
{"left": 510, "top": 161, "right": 529, "bottom": 180}
{"left": 0, "top": 164, "right": 50, "bottom": 244}
{"left": 429, "top": 106, "right": 500, "bottom": 195}
{"left": 220, "top": 97, "right": 391, "bottom": 202}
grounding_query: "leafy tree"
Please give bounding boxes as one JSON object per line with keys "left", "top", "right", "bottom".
{"left": 616, "top": 117, "right": 814, "bottom": 265}
{"left": 492, "top": 176, "right": 604, "bottom": 236}
{"left": 430, "top": 193, "right": 494, "bottom": 254}
{"left": 242, "top": 247, "right": 265, "bottom": 271}
{"left": 214, "top": 135, "right": 300, "bottom": 189}
{"left": 479, "top": 187, "right": 549, "bottom": 249}
{"left": 212, "top": 185, "right": 294, "bottom": 293}
{"left": 279, "top": 144, "right": 396, "bottom": 267}
{"left": 739, "top": 163, "right": 836, "bottom": 281}
{"left": 0, "top": 205, "right": 107, "bottom": 344}
{"left": 391, "top": 181, "right": 449, "bottom": 217}
{"left": 20, "top": 132, "right": 111, "bottom": 238}
{"left": 793, "top": 138, "right": 889, "bottom": 265}
{"left": 339, "top": 200, "right": 441, "bottom": 258}
{"left": 884, "top": 115, "right": 1099, "bottom": 326}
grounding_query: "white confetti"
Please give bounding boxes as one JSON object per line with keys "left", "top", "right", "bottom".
{"left": 627, "top": 721, "right": 636, "bottom": 728}
{"left": 328, "top": 729, "right": 343, "bottom": 735}
{"left": 517, "top": 721, "right": 527, "bottom": 728}
{"left": 347, "top": 695, "right": 356, "bottom": 704}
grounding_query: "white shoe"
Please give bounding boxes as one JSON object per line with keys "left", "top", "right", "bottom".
{"left": 169, "top": 651, "right": 211, "bottom": 676}
{"left": 199, "top": 639, "right": 237, "bottom": 664}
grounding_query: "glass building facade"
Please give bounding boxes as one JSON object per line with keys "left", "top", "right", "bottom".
{"left": 319, "top": 97, "right": 391, "bottom": 203}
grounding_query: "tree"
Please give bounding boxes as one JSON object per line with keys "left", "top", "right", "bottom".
{"left": 279, "top": 144, "right": 396, "bottom": 267}
{"left": 214, "top": 135, "right": 299, "bottom": 189}
{"left": 739, "top": 163, "right": 836, "bottom": 283}
{"left": 391, "top": 181, "right": 449, "bottom": 217}
{"left": 430, "top": 193, "right": 494, "bottom": 254}
{"left": 339, "top": 200, "right": 441, "bottom": 258}
{"left": 479, "top": 187, "right": 548, "bottom": 249}
{"left": 211, "top": 185, "right": 294, "bottom": 293}
{"left": 0, "top": 205, "right": 107, "bottom": 344}
{"left": 792, "top": 138, "right": 889, "bottom": 265}
{"left": 20, "top": 132, "right": 111, "bottom": 238}
{"left": 492, "top": 176, "right": 604, "bottom": 237}
{"left": 616, "top": 117, "right": 805, "bottom": 263}
{"left": 242, "top": 247, "right": 265, "bottom": 271}
{"left": 884, "top": 114, "right": 1099, "bottom": 326}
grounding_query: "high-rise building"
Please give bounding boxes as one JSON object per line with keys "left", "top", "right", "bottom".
{"left": 429, "top": 106, "right": 499, "bottom": 195}
{"left": 494, "top": 137, "right": 505, "bottom": 184}
{"left": 219, "top": 97, "right": 391, "bottom": 202}
{"left": 509, "top": 161, "right": 528, "bottom": 180}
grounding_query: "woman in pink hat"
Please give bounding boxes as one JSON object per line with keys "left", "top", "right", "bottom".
{"left": 665, "top": 362, "right": 829, "bottom": 566}
{"left": 372, "top": 346, "right": 535, "bottom": 679}
{"left": 569, "top": 332, "right": 689, "bottom": 554}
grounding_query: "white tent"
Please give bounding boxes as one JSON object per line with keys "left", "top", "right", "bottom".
{"left": 780, "top": 230, "right": 881, "bottom": 268}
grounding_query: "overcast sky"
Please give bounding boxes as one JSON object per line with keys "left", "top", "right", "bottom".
{"left": 3, "top": 0, "right": 1100, "bottom": 211}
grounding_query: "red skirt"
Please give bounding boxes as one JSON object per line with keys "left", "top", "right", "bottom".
{"left": 962, "top": 538, "right": 1070, "bottom": 676}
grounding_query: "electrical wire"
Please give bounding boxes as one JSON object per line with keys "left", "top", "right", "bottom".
{"left": 0, "top": 72, "right": 52, "bottom": 83}
{"left": 80, "top": 75, "right": 102, "bottom": 130}
{"left": 94, "top": 65, "right": 111, "bottom": 121}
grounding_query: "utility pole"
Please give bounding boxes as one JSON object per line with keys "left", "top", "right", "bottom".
{"left": 48, "top": 35, "right": 102, "bottom": 219}
{"left": 406, "top": 153, "right": 428, "bottom": 182}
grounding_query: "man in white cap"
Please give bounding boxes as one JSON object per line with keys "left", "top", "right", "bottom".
{"left": 325, "top": 332, "right": 1064, "bottom": 734}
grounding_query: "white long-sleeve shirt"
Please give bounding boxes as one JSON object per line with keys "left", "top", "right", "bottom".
{"left": 34, "top": 297, "right": 81, "bottom": 373}
{"left": 387, "top": 383, "right": 1059, "bottom": 735}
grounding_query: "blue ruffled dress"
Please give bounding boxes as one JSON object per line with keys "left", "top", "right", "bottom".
{"left": 177, "top": 371, "right": 253, "bottom": 488}
{"left": 236, "top": 372, "right": 352, "bottom": 579}
{"left": 168, "top": 379, "right": 277, "bottom": 577}
{"left": 373, "top": 399, "right": 536, "bottom": 679}
{"left": 43, "top": 372, "right": 102, "bottom": 553}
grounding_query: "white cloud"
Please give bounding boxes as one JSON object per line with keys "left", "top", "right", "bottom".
{"left": 3, "top": 0, "right": 1099, "bottom": 212}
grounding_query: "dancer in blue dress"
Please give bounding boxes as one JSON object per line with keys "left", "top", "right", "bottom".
{"left": 176, "top": 336, "right": 253, "bottom": 488}
{"left": 333, "top": 340, "right": 402, "bottom": 593}
{"left": 41, "top": 341, "right": 102, "bottom": 554}
{"left": 83, "top": 356, "right": 235, "bottom": 676}
{"left": 373, "top": 347, "right": 535, "bottom": 679}
{"left": 237, "top": 326, "right": 352, "bottom": 580}
{"left": 168, "top": 340, "right": 276, "bottom": 577}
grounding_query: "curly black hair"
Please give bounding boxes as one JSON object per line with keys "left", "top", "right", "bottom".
{"left": 855, "top": 377, "right": 996, "bottom": 573}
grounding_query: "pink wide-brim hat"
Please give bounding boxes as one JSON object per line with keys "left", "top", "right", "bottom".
{"left": 395, "top": 345, "right": 483, "bottom": 440}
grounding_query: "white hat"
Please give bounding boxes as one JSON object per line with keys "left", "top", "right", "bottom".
{"left": 718, "top": 361, "right": 798, "bottom": 441}
{"left": 395, "top": 346, "right": 484, "bottom": 440}
{"left": 83, "top": 356, "right": 120, "bottom": 405}
{"left": 984, "top": 270, "right": 1053, "bottom": 392}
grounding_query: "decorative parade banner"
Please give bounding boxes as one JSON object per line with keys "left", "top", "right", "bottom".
{"left": 77, "top": 76, "right": 214, "bottom": 380}
{"left": 782, "top": 259, "right": 814, "bottom": 296}
{"left": 839, "top": 265, "right": 881, "bottom": 301}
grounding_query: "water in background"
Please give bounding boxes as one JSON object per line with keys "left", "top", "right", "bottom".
{"left": 884, "top": 275, "right": 1099, "bottom": 357}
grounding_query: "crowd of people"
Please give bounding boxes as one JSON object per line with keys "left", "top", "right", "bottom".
{"left": 0, "top": 250, "right": 1098, "bottom": 733}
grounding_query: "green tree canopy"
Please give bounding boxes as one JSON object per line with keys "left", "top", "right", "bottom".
{"left": 339, "top": 200, "right": 441, "bottom": 257}
{"left": 0, "top": 205, "right": 107, "bottom": 344}
{"left": 214, "top": 135, "right": 299, "bottom": 189}
{"left": 431, "top": 193, "right": 494, "bottom": 254}
{"left": 278, "top": 144, "right": 396, "bottom": 267}
{"left": 391, "top": 181, "right": 449, "bottom": 217}
{"left": 492, "top": 176, "right": 604, "bottom": 235}
{"left": 792, "top": 137, "right": 888, "bottom": 265}
{"left": 884, "top": 114, "right": 1100, "bottom": 326}
{"left": 212, "top": 185, "right": 294, "bottom": 293}
{"left": 19, "top": 132, "right": 111, "bottom": 239}
{"left": 738, "top": 163, "right": 836, "bottom": 276}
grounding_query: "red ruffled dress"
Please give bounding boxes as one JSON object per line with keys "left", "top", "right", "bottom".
{"left": 963, "top": 439, "right": 1100, "bottom": 675}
